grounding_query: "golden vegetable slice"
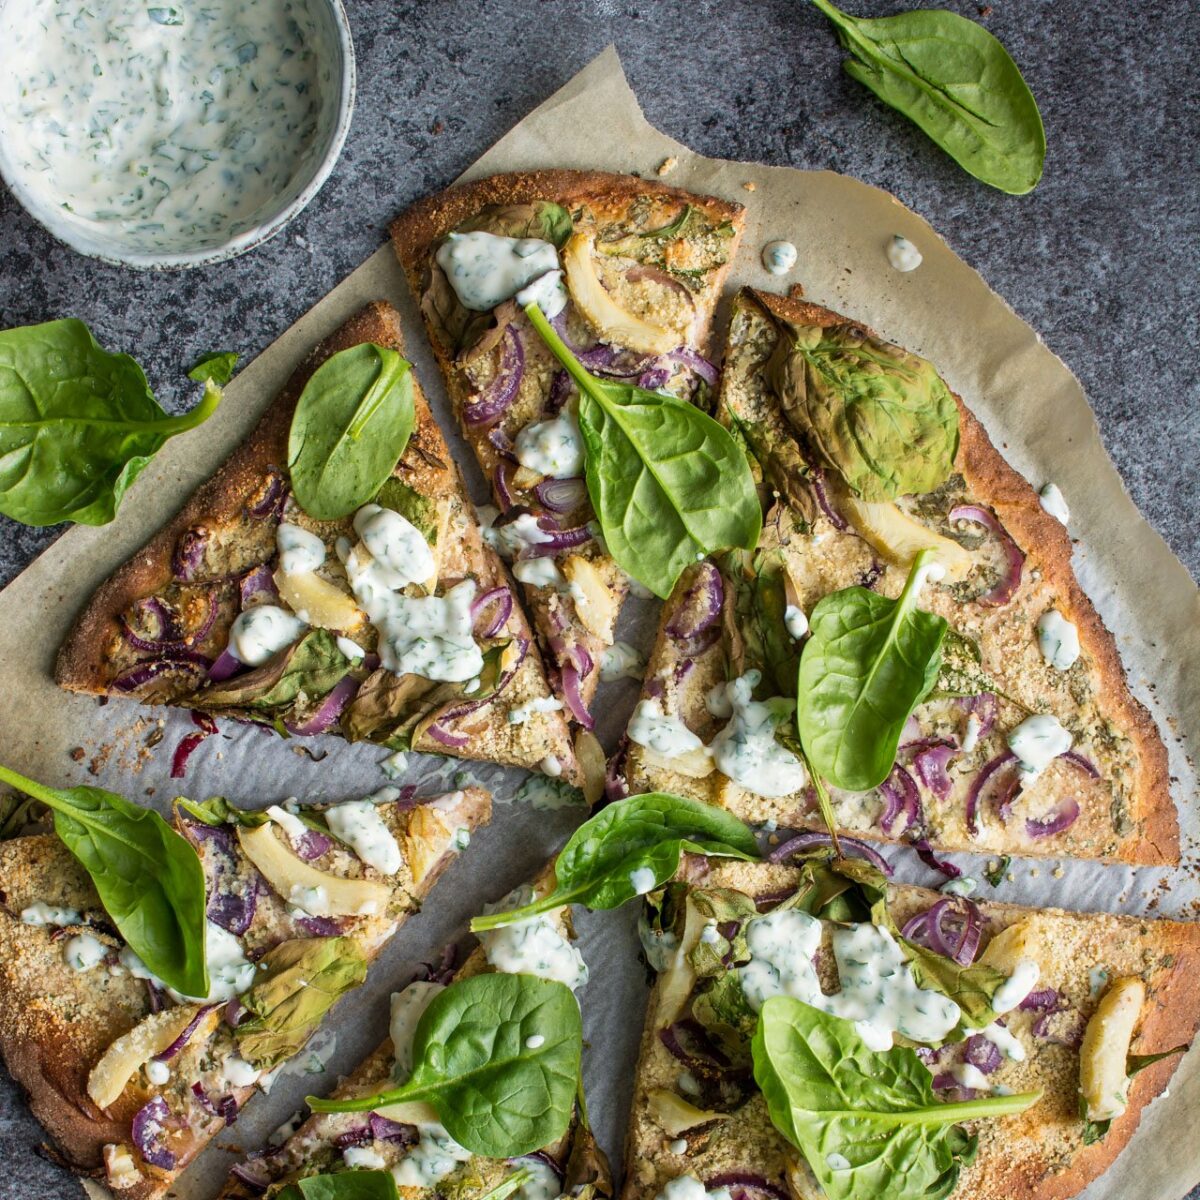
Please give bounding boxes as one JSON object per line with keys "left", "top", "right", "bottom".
{"left": 636, "top": 743, "right": 715, "bottom": 780}
{"left": 562, "top": 232, "right": 677, "bottom": 355}
{"left": 1080, "top": 975, "right": 1146, "bottom": 1121}
{"left": 648, "top": 1088, "right": 729, "bottom": 1136}
{"left": 574, "top": 729, "right": 606, "bottom": 806}
{"left": 88, "top": 1005, "right": 216, "bottom": 1110}
{"left": 273, "top": 569, "right": 364, "bottom": 632}
{"left": 563, "top": 554, "right": 619, "bottom": 640}
{"left": 402, "top": 804, "right": 459, "bottom": 887}
{"left": 238, "top": 824, "right": 391, "bottom": 917}
{"left": 838, "top": 493, "right": 972, "bottom": 580}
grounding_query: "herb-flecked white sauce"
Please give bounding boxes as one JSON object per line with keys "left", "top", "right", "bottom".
{"left": 0, "top": 0, "right": 334, "bottom": 253}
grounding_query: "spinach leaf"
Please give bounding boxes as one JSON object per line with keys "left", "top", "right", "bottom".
{"left": 278, "top": 1172, "right": 398, "bottom": 1200}
{"left": 187, "top": 351, "right": 239, "bottom": 386}
{"left": 235, "top": 937, "right": 367, "bottom": 1069}
{"left": 470, "top": 792, "right": 760, "bottom": 932}
{"left": 288, "top": 343, "right": 415, "bottom": 521}
{"left": 720, "top": 549, "right": 800, "bottom": 699}
{"left": 808, "top": 0, "right": 1045, "bottom": 195}
{"left": 524, "top": 302, "right": 761, "bottom": 599}
{"left": 0, "top": 319, "right": 221, "bottom": 526}
{"left": 174, "top": 796, "right": 271, "bottom": 828}
{"left": 754, "top": 997, "right": 1040, "bottom": 1200}
{"left": 797, "top": 551, "right": 947, "bottom": 792}
{"left": 983, "top": 855, "right": 1011, "bottom": 888}
{"left": 199, "top": 629, "right": 351, "bottom": 714}
{"left": 0, "top": 764, "right": 208, "bottom": 997}
{"left": 767, "top": 319, "right": 959, "bottom": 503}
{"left": 375, "top": 476, "right": 438, "bottom": 542}
{"left": 308, "top": 973, "right": 581, "bottom": 1158}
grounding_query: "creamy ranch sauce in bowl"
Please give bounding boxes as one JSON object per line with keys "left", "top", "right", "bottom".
{"left": 0, "top": 0, "right": 354, "bottom": 266}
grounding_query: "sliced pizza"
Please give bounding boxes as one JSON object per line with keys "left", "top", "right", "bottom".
{"left": 56, "top": 302, "right": 583, "bottom": 786}
{"left": 0, "top": 781, "right": 489, "bottom": 1199}
{"left": 622, "top": 287, "right": 1176, "bottom": 865}
{"left": 390, "top": 170, "right": 746, "bottom": 733}
{"left": 219, "top": 873, "right": 610, "bottom": 1199}
{"left": 622, "top": 856, "right": 1200, "bottom": 1200}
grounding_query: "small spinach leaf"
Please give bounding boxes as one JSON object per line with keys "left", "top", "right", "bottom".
{"left": 0, "top": 764, "right": 208, "bottom": 997}
{"left": 278, "top": 1171, "right": 398, "bottom": 1200}
{"left": 753, "top": 996, "right": 1040, "bottom": 1200}
{"left": 808, "top": 0, "right": 1045, "bottom": 195}
{"left": 187, "top": 351, "right": 239, "bottom": 386}
{"left": 470, "top": 792, "right": 760, "bottom": 932}
{"left": 0, "top": 319, "right": 220, "bottom": 526}
{"left": 720, "top": 549, "right": 800, "bottom": 700}
{"left": 797, "top": 551, "right": 947, "bottom": 792}
{"left": 983, "top": 855, "right": 1011, "bottom": 888}
{"left": 525, "top": 302, "right": 761, "bottom": 599}
{"left": 288, "top": 343, "right": 415, "bottom": 521}
{"left": 308, "top": 973, "right": 581, "bottom": 1158}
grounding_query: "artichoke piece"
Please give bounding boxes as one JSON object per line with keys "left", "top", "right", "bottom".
{"left": 235, "top": 936, "right": 368, "bottom": 1070}
{"left": 574, "top": 729, "right": 606, "bottom": 806}
{"left": 1079, "top": 976, "right": 1146, "bottom": 1122}
{"left": 273, "top": 568, "right": 364, "bottom": 632}
{"left": 979, "top": 917, "right": 1039, "bottom": 973}
{"left": 237, "top": 824, "right": 391, "bottom": 917}
{"left": 403, "top": 802, "right": 463, "bottom": 887}
{"left": 562, "top": 232, "right": 677, "bottom": 355}
{"left": 636, "top": 742, "right": 715, "bottom": 780}
{"left": 562, "top": 554, "right": 619, "bottom": 640}
{"left": 837, "top": 491, "right": 972, "bottom": 580}
{"left": 647, "top": 1087, "right": 728, "bottom": 1136}
{"left": 767, "top": 320, "right": 960, "bottom": 503}
{"left": 88, "top": 1004, "right": 217, "bottom": 1110}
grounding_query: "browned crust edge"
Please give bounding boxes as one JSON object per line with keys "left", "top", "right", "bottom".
{"left": 0, "top": 788, "right": 493, "bottom": 1200}
{"left": 55, "top": 301, "right": 408, "bottom": 693}
{"left": 738, "top": 286, "right": 1177, "bottom": 867}
{"left": 619, "top": 875, "right": 1200, "bottom": 1200}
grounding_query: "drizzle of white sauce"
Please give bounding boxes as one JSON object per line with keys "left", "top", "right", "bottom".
{"left": 628, "top": 699, "right": 709, "bottom": 761}
{"left": 709, "top": 672, "right": 807, "bottom": 798}
{"left": 227, "top": 604, "right": 306, "bottom": 665}
{"left": 276, "top": 524, "right": 326, "bottom": 576}
{"left": 761, "top": 240, "right": 798, "bottom": 276}
{"left": 1006, "top": 714, "right": 1072, "bottom": 780}
{"left": 325, "top": 790, "right": 403, "bottom": 875}
{"left": 600, "top": 641, "right": 646, "bottom": 682}
{"left": 1039, "top": 483, "right": 1070, "bottom": 526}
{"left": 515, "top": 410, "right": 585, "bottom": 478}
{"left": 1037, "top": 610, "right": 1081, "bottom": 671}
{"left": 436, "top": 231, "right": 567, "bottom": 318}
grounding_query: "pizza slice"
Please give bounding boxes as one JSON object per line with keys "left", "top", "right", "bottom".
{"left": 622, "top": 856, "right": 1200, "bottom": 1200}
{"left": 56, "top": 302, "right": 584, "bottom": 787}
{"left": 391, "top": 171, "right": 746, "bottom": 734}
{"left": 219, "top": 872, "right": 609, "bottom": 1200}
{"left": 0, "top": 778, "right": 489, "bottom": 1198}
{"left": 621, "top": 286, "right": 1176, "bottom": 865}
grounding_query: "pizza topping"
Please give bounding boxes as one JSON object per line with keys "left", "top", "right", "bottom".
{"left": 477, "top": 899, "right": 589, "bottom": 991}
{"left": 1079, "top": 976, "right": 1145, "bottom": 1121}
{"left": 1037, "top": 609, "right": 1081, "bottom": 670}
{"left": 227, "top": 604, "right": 307, "bottom": 666}
{"left": 61, "top": 932, "right": 112, "bottom": 972}
{"left": 324, "top": 792, "right": 404, "bottom": 875}
{"left": 390, "top": 981, "right": 445, "bottom": 1081}
{"left": 436, "top": 230, "right": 567, "bottom": 317}
{"left": 20, "top": 901, "right": 83, "bottom": 927}
{"left": 600, "top": 640, "right": 646, "bottom": 682}
{"left": 515, "top": 409, "right": 586, "bottom": 478}
{"left": 655, "top": 1177, "right": 732, "bottom": 1200}
{"left": 947, "top": 505, "right": 1025, "bottom": 605}
{"left": 629, "top": 699, "right": 715, "bottom": 777}
{"left": 739, "top": 908, "right": 962, "bottom": 1050}
{"left": 709, "top": 673, "right": 807, "bottom": 798}
{"left": 372, "top": 580, "right": 485, "bottom": 684}
{"left": 1006, "top": 713, "right": 1073, "bottom": 780}
{"left": 277, "top": 523, "right": 326, "bottom": 575}
{"left": 354, "top": 503, "right": 436, "bottom": 588}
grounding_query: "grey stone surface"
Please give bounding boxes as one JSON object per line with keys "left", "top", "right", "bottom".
{"left": 0, "top": 0, "right": 1196, "bottom": 1196}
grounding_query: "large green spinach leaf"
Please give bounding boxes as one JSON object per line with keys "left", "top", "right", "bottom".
{"left": 308, "top": 973, "right": 581, "bottom": 1158}
{"left": 797, "top": 551, "right": 947, "bottom": 792}
{"left": 808, "top": 0, "right": 1045, "bottom": 195}
{"left": 753, "top": 997, "right": 1040, "bottom": 1200}
{"left": 235, "top": 937, "right": 367, "bottom": 1069}
{"left": 278, "top": 1172, "right": 398, "bottom": 1200}
{"left": 524, "top": 302, "right": 761, "bottom": 599}
{"left": 199, "top": 629, "right": 351, "bottom": 714}
{"left": 470, "top": 792, "right": 760, "bottom": 932}
{"left": 0, "top": 319, "right": 220, "bottom": 526}
{"left": 767, "top": 319, "right": 959, "bottom": 503}
{"left": 288, "top": 343, "right": 415, "bottom": 521}
{"left": 0, "top": 764, "right": 208, "bottom": 997}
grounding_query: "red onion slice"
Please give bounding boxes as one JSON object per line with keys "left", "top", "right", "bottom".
{"left": 658, "top": 1019, "right": 731, "bottom": 1074}
{"left": 207, "top": 648, "right": 242, "bottom": 682}
{"left": 427, "top": 722, "right": 471, "bottom": 749}
{"left": 293, "top": 828, "right": 334, "bottom": 861}
{"left": 912, "top": 837, "right": 962, "bottom": 879}
{"left": 517, "top": 518, "right": 593, "bottom": 558}
{"left": 369, "top": 1113, "right": 418, "bottom": 1144}
{"left": 294, "top": 914, "right": 345, "bottom": 937}
{"left": 949, "top": 504, "right": 1025, "bottom": 606}
{"left": 901, "top": 896, "right": 981, "bottom": 965}
{"left": 666, "top": 561, "right": 724, "bottom": 640}
{"left": 494, "top": 461, "right": 516, "bottom": 511}
{"left": 487, "top": 426, "right": 517, "bottom": 460}
{"left": 123, "top": 594, "right": 219, "bottom": 655}
{"left": 1025, "top": 796, "right": 1080, "bottom": 838}
{"left": 605, "top": 735, "right": 631, "bottom": 802}
{"left": 247, "top": 470, "right": 286, "bottom": 520}
{"left": 879, "top": 764, "right": 921, "bottom": 835}
{"left": 666, "top": 346, "right": 720, "bottom": 386}
{"left": 547, "top": 368, "right": 572, "bottom": 413}
{"left": 535, "top": 476, "right": 588, "bottom": 513}
{"left": 810, "top": 469, "right": 847, "bottom": 531}
{"left": 173, "top": 527, "right": 209, "bottom": 582}
{"left": 191, "top": 1081, "right": 219, "bottom": 1118}
{"left": 561, "top": 664, "right": 594, "bottom": 730}
{"left": 960, "top": 691, "right": 998, "bottom": 737}
{"left": 207, "top": 876, "right": 260, "bottom": 937}
{"left": 1018, "top": 987, "right": 1060, "bottom": 1012}
{"left": 432, "top": 637, "right": 530, "bottom": 731}
{"left": 576, "top": 343, "right": 656, "bottom": 377}
{"left": 464, "top": 326, "right": 524, "bottom": 427}
{"left": 704, "top": 1174, "right": 790, "bottom": 1200}
{"left": 964, "top": 750, "right": 1017, "bottom": 835}
{"left": 285, "top": 676, "right": 360, "bottom": 737}
{"left": 132, "top": 1096, "right": 178, "bottom": 1169}
{"left": 515, "top": 1150, "right": 565, "bottom": 1183}
{"left": 639, "top": 367, "right": 671, "bottom": 390}
{"left": 912, "top": 740, "right": 957, "bottom": 800}
{"left": 767, "top": 831, "right": 892, "bottom": 876}
{"left": 931, "top": 1072, "right": 978, "bottom": 1099}
{"left": 171, "top": 730, "right": 211, "bottom": 779}
{"left": 240, "top": 565, "right": 278, "bottom": 607}
{"left": 228, "top": 1160, "right": 272, "bottom": 1193}
{"left": 115, "top": 656, "right": 211, "bottom": 693}
{"left": 153, "top": 1005, "right": 216, "bottom": 1063}
{"left": 471, "top": 587, "right": 514, "bottom": 638}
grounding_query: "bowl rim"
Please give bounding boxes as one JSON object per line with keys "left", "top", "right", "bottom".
{"left": 0, "top": 0, "right": 357, "bottom": 271}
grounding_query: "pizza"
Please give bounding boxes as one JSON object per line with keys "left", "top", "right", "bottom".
{"left": 391, "top": 170, "right": 745, "bottom": 734}
{"left": 0, "top": 784, "right": 489, "bottom": 1198}
{"left": 621, "top": 856, "right": 1200, "bottom": 1200}
{"left": 621, "top": 287, "right": 1176, "bottom": 865}
{"left": 55, "top": 302, "right": 584, "bottom": 786}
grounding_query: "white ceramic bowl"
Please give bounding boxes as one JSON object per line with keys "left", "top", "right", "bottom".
{"left": 0, "top": 0, "right": 356, "bottom": 270}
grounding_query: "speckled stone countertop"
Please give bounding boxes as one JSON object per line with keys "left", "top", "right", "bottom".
{"left": 0, "top": 1, "right": 1197, "bottom": 1197}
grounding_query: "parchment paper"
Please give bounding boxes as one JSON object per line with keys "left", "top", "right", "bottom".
{"left": 2, "top": 47, "right": 1197, "bottom": 1200}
